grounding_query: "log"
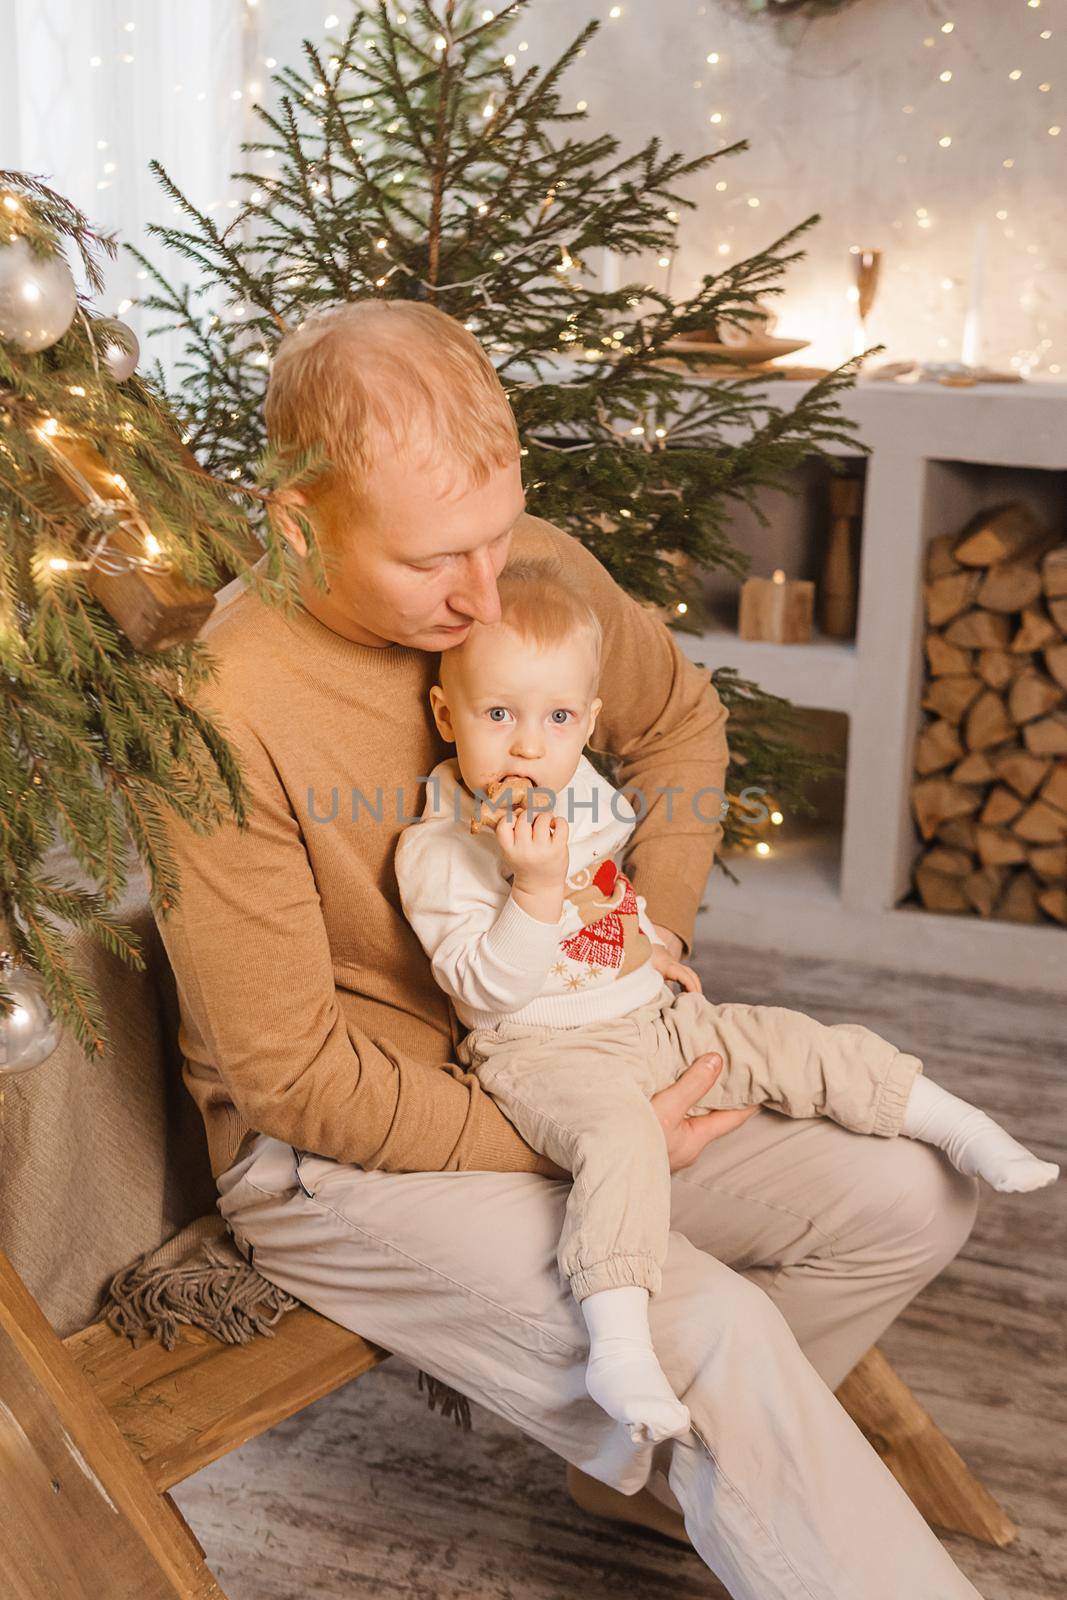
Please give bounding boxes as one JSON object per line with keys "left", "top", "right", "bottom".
{"left": 1039, "top": 763, "right": 1067, "bottom": 816}
{"left": 964, "top": 689, "right": 1013, "bottom": 751}
{"left": 38, "top": 431, "right": 218, "bottom": 651}
{"left": 1042, "top": 545, "right": 1067, "bottom": 600}
{"left": 1008, "top": 670, "right": 1065, "bottom": 726}
{"left": 953, "top": 750, "right": 996, "bottom": 785}
{"left": 992, "top": 749, "right": 1050, "bottom": 799}
{"left": 954, "top": 501, "right": 1051, "bottom": 567}
{"left": 926, "top": 633, "right": 973, "bottom": 677}
{"left": 1038, "top": 886, "right": 1067, "bottom": 923}
{"left": 922, "top": 846, "right": 973, "bottom": 877}
{"left": 944, "top": 609, "right": 1011, "bottom": 651}
{"left": 1024, "top": 712, "right": 1067, "bottom": 757}
{"left": 926, "top": 532, "right": 962, "bottom": 581}
{"left": 976, "top": 560, "right": 1043, "bottom": 613}
{"left": 912, "top": 778, "right": 981, "bottom": 841}
{"left": 1045, "top": 643, "right": 1067, "bottom": 693}
{"left": 996, "top": 870, "right": 1043, "bottom": 924}
{"left": 1030, "top": 842, "right": 1067, "bottom": 883}
{"left": 1011, "top": 604, "right": 1058, "bottom": 654}
{"left": 936, "top": 816, "right": 978, "bottom": 851}
{"left": 964, "top": 866, "right": 1006, "bottom": 918}
{"left": 925, "top": 572, "right": 980, "bottom": 628}
{"left": 975, "top": 825, "right": 1028, "bottom": 867}
{"left": 915, "top": 861, "right": 969, "bottom": 913}
{"left": 979, "top": 785, "right": 1023, "bottom": 827}
{"left": 921, "top": 676, "right": 983, "bottom": 726}
{"left": 915, "top": 720, "right": 964, "bottom": 776}
{"left": 1013, "top": 798, "right": 1067, "bottom": 844}
{"left": 976, "top": 650, "right": 1024, "bottom": 691}
{"left": 913, "top": 514, "right": 1067, "bottom": 928}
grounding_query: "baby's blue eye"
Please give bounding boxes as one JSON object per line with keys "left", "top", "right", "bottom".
{"left": 550, "top": 709, "right": 571, "bottom": 724}
{"left": 487, "top": 707, "right": 509, "bottom": 722}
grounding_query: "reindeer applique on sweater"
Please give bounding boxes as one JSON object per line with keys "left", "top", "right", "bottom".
{"left": 562, "top": 859, "right": 654, "bottom": 980}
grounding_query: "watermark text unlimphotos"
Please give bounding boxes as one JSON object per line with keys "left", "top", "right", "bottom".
{"left": 305, "top": 780, "right": 770, "bottom": 828}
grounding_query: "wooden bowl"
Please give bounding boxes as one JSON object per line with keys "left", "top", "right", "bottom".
{"left": 665, "top": 333, "right": 810, "bottom": 365}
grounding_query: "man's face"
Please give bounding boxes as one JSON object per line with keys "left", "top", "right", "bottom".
{"left": 285, "top": 442, "right": 527, "bottom": 652}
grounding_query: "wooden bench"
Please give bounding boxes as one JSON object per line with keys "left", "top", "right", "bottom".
{"left": 1, "top": 1246, "right": 1016, "bottom": 1599}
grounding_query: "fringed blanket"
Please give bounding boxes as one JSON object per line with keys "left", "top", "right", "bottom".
{"left": 2, "top": 845, "right": 471, "bottom": 1432}
{"left": 98, "top": 1213, "right": 473, "bottom": 1431}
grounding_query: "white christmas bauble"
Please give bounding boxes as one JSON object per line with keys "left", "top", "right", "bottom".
{"left": 0, "top": 952, "right": 62, "bottom": 1076}
{"left": 0, "top": 236, "right": 77, "bottom": 353}
{"left": 98, "top": 316, "right": 139, "bottom": 382}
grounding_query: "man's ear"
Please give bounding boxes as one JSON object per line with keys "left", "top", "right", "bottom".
{"left": 429, "top": 685, "right": 456, "bottom": 743}
{"left": 268, "top": 487, "right": 312, "bottom": 560}
{"left": 586, "top": 696, "right": 603, "bottom": 742}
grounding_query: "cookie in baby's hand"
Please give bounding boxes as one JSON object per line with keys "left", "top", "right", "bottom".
{"left": 470, "top": 775, "right": 531, "bottom": 835}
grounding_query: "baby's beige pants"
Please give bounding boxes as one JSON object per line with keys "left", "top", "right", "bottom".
{"left": 457, "top": 983, "right": 922, "bottom": 1301}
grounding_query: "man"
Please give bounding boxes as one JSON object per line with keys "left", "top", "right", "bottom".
{"left": 158, "top": 299, "right": 982, "bottom": 1599}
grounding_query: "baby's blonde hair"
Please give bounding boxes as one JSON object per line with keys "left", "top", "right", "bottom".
{"left": 265, "top": 299, "right": 521, "bottom": 510}
{"left": 444, "top": 557, "right": 603, "bottom": 686}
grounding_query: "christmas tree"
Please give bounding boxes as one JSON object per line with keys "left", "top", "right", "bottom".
{"left": 0, "top": 172, "right": 304, "bottom": 1056}
{"left": 135, "top": 1, "right": 863, "bottom": 864}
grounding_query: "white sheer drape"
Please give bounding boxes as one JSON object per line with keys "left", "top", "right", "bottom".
{"left": 0, "top": 0, "right": 263, "bottom": 377}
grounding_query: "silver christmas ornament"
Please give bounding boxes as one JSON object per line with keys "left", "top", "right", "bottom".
{"left": 0, "top": 950, "right": 62, "bottom": 1076}
{"left": 98, "top": 316, "right": 139, "bottom": 382}
{"left": 0, "top": 236, "right": 77, "bottom": 353}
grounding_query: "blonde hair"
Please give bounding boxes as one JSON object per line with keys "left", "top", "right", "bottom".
{"left": 265, "top": 299, "right": 521, "bottom": 509}
{"left": 445, "top": 557, "right": 603, "bottom": 684}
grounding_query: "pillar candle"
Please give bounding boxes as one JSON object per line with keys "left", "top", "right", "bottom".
{"left": 738, "top": 568, "right": 815, "bottom": 644}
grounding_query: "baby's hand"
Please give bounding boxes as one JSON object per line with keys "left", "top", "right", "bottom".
{"left": 651, "top": 943, "right": 702, "bottom": 995}
{"left": 496, "top": 809, "right": 569, "bottom": 893}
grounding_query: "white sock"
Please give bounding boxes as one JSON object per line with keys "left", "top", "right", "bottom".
{"left": 901, "top": 1074, "right": 1059, "bottom": 1193}
{"left": 580, "top": 1285, "right": 690, "bottom": 1444}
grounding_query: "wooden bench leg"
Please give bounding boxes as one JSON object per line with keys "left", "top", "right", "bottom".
{"left": 0, "top": 1248, "right": 229, "bottom": 1599}
{"left": 835, "top": 1346, "right": 1018, "bottom": 1549}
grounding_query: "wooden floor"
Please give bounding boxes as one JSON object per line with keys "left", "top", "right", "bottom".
{"left": 173, "top": 941, "right": 1066, "bottom": 1600}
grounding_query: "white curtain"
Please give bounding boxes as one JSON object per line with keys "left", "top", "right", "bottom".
{"left": 0, "top": 0, "right": 265, "bottom": 377}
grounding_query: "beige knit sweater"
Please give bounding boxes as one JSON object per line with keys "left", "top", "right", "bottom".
{"left": 155, "top": 511, "right": 730, "bottom": 1181}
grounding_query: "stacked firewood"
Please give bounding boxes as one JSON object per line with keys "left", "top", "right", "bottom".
{"left": 911, "top": 502, "right": 1067, "bottom": 924}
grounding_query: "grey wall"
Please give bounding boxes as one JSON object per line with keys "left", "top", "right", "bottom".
{"left": 263, "top": 0, "right": 1065, "bottom": 376}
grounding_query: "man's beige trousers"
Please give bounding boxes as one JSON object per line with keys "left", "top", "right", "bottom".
{"left": 458, "top": 985, "right": 924, "bottom": 1302}
{"left": 217, "top": 1096, "right": 983, "bottom": 1597}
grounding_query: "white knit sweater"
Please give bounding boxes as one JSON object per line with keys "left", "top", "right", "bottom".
{"left": 395, "top": 755, "right": 670, "bottom": 1031}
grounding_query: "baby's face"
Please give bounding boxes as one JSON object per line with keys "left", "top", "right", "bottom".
{"left": 430, "top": 626, "right": 602, "bottom": 802}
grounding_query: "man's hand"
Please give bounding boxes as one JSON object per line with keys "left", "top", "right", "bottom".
{"left": 534, "top": 1053, "right": 758, "bottom": 1182}
{"left": 537, "top": 1053, "right": 759, "bottom": 1181}
{"left": 650, "top": 942, "right": 702, "bottom": 994}
{"left": 651, "top": 1054, "right": 760, "bottom": 1173}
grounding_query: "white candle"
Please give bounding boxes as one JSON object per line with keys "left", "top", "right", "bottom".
{"left": 961, "top": 221, "right": 987, "bottom": 369}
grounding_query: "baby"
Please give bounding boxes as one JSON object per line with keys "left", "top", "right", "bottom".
{"left": 395, "top": 557, "right": 1059, "bottom": 1446}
